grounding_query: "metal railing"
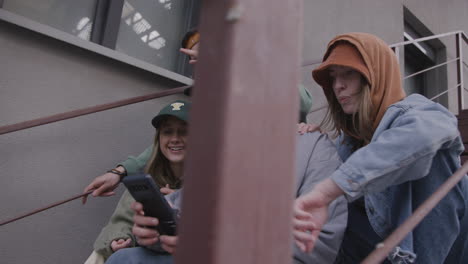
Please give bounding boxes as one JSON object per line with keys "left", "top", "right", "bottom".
{"left": 390, "top": 30, "right": 467, "bottom": 112}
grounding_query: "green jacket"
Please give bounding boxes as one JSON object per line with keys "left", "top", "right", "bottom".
{"left": 93, "top": 190, "right": 137, "bottom": 259}
{"left": 119, "top": 145, "right": 153, "bottom": 175}
{"left": 93, "top": 147, "right": 153, "bottom": 259}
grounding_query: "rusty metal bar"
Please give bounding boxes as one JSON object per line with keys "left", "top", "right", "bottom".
{"left": 362, "top": 161, "right": 468, "bottom": 264}
{"left": 0, "top": 86, "right": 188, "bottom": 135}
{"left": 0, "top": 190, "right": 94, "bottom": 227}
{"left": 174, "top": 1, "right": 302, "bottom": 264}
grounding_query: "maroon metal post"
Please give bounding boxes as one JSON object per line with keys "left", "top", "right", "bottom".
{"left": 174, "top": 1, "right": 303, "bottom": 264}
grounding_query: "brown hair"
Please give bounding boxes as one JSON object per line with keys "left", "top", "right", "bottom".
{"left": 144, "top": 119, "right": 183, "bottom": 189}
{"left": 321, "top": 77, "right": 374, "bottom": 149}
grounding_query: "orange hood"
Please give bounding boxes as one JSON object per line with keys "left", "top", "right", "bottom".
{"left": 312, "top": 32, "right": 406, "bottom": 129}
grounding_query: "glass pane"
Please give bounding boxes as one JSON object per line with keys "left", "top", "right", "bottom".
{"left": 116, "top": 0, "right": 197, "bottom": 73}
{"left": 3, "top": 0, "right": 97, "bottom": 40}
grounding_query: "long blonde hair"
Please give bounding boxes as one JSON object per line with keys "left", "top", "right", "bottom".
{"left": 144, "top": 121, "right": 183, "bottom": 189}
{"left": 321, "top": 79, "right": 374, "bottom": 149}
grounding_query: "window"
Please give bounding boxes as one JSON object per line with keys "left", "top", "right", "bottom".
{"left": 3, "top": 0, "right": 97, "bottom": 40}
{"left": 116, "top": 0, "right": 198, "bottom": 74}
{"left": 403, "top": 7, "right": 447, "bottom": 107}
{"left": 1, "top": 0, "right": 200, "bottom": 77}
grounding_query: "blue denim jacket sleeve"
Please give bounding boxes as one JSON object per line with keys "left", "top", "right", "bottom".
{"left": 332, "top": 97, "right": 461, "bottom": 201}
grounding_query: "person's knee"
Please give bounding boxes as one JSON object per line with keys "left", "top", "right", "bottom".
{"left": 105, "top": 247, "right": 150, "bottom": 264}
{"left": 105, "top": 248, "right": 135, "bottom": 264}
{"left": 105, "top": 247, "right": 173, "bottom": 264}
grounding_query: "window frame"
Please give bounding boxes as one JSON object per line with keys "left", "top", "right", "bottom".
{"left": 0, "top": 3, "right": 195, "bottom": 86}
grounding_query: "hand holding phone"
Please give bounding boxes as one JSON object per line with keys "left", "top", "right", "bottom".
{"left": 122, "top": 174, "right": 177, "bottom": 236}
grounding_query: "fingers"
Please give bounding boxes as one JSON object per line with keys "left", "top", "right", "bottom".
{"left": 160, "top": 236, "right": 178, "bottom": 254}
{"left": 81, "top": 194, "right": 88, "bottom": 204}
{"left": 161, "top": 243, "right": 176, "bottom": 254}
{"left": 131, "top": 201, "right": 145, "bottom": 215}
{"left": 100, "top": 191, "right": 116, "bottom": 197}
{"left": 132, "top": 224, "right": 159, "bottom": 246}
{"left": 132, "top": 224, "right": 159, "bottom": 238}
{"left": 111, "top": 238, "right": 133, "bottom": 252}
{"left": 293, "top": 230, "right": 317, "bottom": 253}
{"left": 82, "top": 180, "right": 101, "bottom": 204}
{"left": 297, "top": 122, "right": 307, "bottom": 135}
{"left": 297, "top": 123, "right": 321, "bottom": 135}
{"left": 305, "top": 123, "right": 321, "bottom": 133}
{"left": 295, "top": 240, "right": 307, "bottom": 252}
{"left": 179, "top": 48, "right": 197, "bottom": 57}
{"left": 189, "top": 59, "right": 197, "bottom": 64}
{"left": 293, "top": 218, "right": 316, "bottom": 231}
{"left": 93, "top": 176, "right": 119, "bottom": 196}
{"left": 160, "top": 185, "right": 175, "bottom": 195}
{"left": 133, "top": 214, "right": 159, "bottom": 227}
{"left": 82, "top": 173, "right": 120, "bottom": 204}
{"left": 293, "top": 203, "right": 314, "bottom": 221}
{"left": 82, "top": 183, "right": 98, "bottom": 204}
{"left": 160, "top": 235, "right": 178, "bottom": 247}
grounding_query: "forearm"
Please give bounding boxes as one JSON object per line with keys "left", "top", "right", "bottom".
{"left": 313, "top": 178, "right": 345, "bottom": 205}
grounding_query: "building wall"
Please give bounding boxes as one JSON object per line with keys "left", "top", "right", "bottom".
{"left": 404, "top": 0, "right": 468, "bottom": 113}
{"left": 0, "top": 1, "right": 467, "bottom": 263}
{"left": 0, "top": 20, "right": 187, "bottom": 263}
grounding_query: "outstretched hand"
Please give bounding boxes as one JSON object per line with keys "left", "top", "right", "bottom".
{"left": 82, "top": 168, "right": 124, "bottom": 204}
{"left": 293, "top": 178, "right": 345, "bottom": 252}
{"left": 293, "top": 192, "right": 330, "bottom": 252}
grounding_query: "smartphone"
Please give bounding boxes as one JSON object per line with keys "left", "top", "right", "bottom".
{"left": 122, "top": 174, "right": 177, "bottom": 236}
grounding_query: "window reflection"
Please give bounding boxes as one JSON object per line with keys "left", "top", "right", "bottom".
{"left": 3, "top": 0, "right": 97, "bottom": 41}
{"left": 74, "top": 17, "right": 93, "bottom": 40}
{"left": 116, "top": 0, "right": 197, "bottom": 73}
{"left": 2, "top": 0, "right": 199, "bottom": 75}
{"left": 122, "top": 2, "right": 167, "bottom": 51}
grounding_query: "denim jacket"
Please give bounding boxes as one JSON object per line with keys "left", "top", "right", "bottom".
{"left": 332, "top": 94, "right": 468, "bottom": 264}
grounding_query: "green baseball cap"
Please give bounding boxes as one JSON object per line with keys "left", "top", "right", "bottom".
{"left": 151, "top": 100, "right": 191, "bottom": 128}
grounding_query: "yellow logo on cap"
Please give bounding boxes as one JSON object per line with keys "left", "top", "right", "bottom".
{"left": 171, "top": 102, "right": 184, "bottom": 111}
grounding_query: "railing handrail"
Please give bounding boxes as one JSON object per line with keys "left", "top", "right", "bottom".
{"left": 403, "top": 57, "right": 459, "bottom": 80}
{"left": 389, "top": 30, "right": 468, "bottom": 48}
{"left": 0, "top": 86, "right": 189, "bottom": 135}
{"left": 362, "top": 161, "right": 468, "bottom": 264}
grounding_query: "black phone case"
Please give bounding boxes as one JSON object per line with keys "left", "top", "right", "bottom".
{"left": 122, "top": 174, "right": 177, "bottom": 236}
